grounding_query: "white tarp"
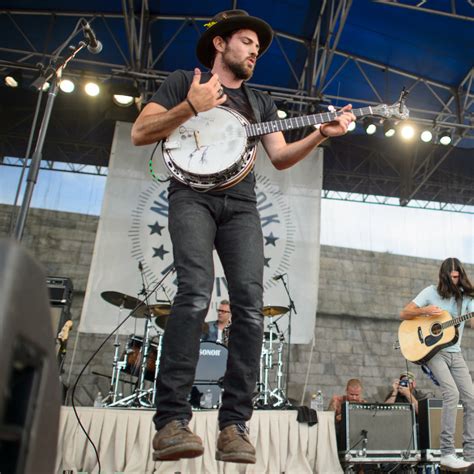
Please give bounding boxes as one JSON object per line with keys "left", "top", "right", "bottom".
{"left": 80, "top": 121, "right": 322, "bottom": 344}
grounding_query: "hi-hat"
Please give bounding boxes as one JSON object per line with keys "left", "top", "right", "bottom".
{"left": 101, "top": 291, "right": 143, "bottom": 310}
{"left": 262, "top": 305, "right": 289, "bottom": 317}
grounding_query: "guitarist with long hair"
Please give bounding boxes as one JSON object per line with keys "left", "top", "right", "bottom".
{"left": 400, "top": 257, "right": 474, "bottom": 471}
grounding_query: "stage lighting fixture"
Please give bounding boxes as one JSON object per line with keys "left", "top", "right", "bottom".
{"left": 277, "top": 109, "right": 287, "bottom": 119}
{"left": 420, "top": 129, "right": 433, "bottom": 143}
{"left": 110, "top": 82, "right": 140, "bottom": 107}
{"left": 400, "top": 123, "right": 415, "bottom": 140}
{"left": 31, "top": 75, "right": 46, "bottom": 91}
{"left": 113, "top": 94, "right": 134, "bottom": 106}
{"left": 59, "top": 79, "right": 75, "bottom": 93}
{"left": 363, "top": 117, "right": 377, "bottom": 135}
{"left": 383, "top": 120, "right": 396, "bottom": 137}
{"left": 4, "top": 69, "right": 22, "bottom": 88}
{"left": 85, "top": 81, "right": 100, "bottom": 97}
{"left": 439, "top": 129, "right": 452, "bottom": 146}
{"left": 347, "top": 121, "right": 356, "bottom": 132}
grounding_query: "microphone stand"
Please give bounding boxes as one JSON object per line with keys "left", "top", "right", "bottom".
{"left": 13, "top": 24, "right": 91, "bottom": 241}
{"left": 277, "top": 275, "right": 297, "bottom": 406}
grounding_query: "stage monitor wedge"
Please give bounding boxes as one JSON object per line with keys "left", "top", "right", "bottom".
{"left": 0, "top": 239, "right": 61, "bottom": 474}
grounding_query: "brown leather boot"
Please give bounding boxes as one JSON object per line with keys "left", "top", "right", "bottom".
{"left": 152, "top": 419, "right": 204, "bottom": 461}
{"left": 215, "top": 424, "right": 256, "bottom": 464}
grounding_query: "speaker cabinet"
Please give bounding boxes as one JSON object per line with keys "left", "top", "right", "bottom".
{"left": 47, "top": 276, "right": 73, "bottom": 335}
{"left": 0, "top": 239, "right": 60, "bottom": 474}
{"left": 46, "top": 276, "right": 73, "bottom": 306}
{"left": 418, "top": 398, "right": 463, "bottom": 461}
{"left": 339, "top": 402, "right": 420, "bottom": 464}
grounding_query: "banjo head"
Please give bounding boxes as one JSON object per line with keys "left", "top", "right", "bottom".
{"left": 163, "top": 106, "right": 249, "bottom": 176}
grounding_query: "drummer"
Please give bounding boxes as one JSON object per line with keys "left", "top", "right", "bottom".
{"left": 201, "top": 299, "right": 232, "bottom": 346}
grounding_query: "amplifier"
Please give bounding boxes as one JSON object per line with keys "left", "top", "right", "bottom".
{"left": 46, "top": 277, "right": 73, "bottom": 334}
{"left": 418, "top": 398, "right": 463, "bottom": 461}
{"left": 46, "top": 277, "right": 73, "bottom": 306}
{"left": 339, "top": 402, "right": 420, "bottom": 465}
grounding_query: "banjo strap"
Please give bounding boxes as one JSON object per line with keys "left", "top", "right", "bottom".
{"left": 242, "top": 83, "right": 262, "bottom": 123}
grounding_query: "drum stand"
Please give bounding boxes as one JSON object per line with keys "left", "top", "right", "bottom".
{"left": 269, "top": 333, "right": 286, "bottom": 407}
{"left": 255, "top": 318, "right": 288, "bottom": 407}
{"left": 135, "top": 316, "right": 154, "bottom": 407}
{"left": 103, "top": 304, "right": 127, "bottom": 406}
{"left": 151, "top": 329, "right": 162, "bottom": 406}
{"left": 256, "top": 341, "right": 271, "bottom": 406}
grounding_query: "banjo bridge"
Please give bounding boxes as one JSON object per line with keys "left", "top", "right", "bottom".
{"left": 164, "top": 140, "right": 181, "bottom": 150}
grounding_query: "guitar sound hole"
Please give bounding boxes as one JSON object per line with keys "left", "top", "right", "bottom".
{"left": 431, "top": 323, "right": 442, "bottom": 336}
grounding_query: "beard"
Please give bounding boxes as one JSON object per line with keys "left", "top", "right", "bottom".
{"left": 228, "top": 60, "right": 253, "bottom": 80}
{"left": 222, "top": 50, "right": 254, "bottom": 80}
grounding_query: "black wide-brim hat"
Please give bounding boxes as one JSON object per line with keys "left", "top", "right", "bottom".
{"left": 196, "top": 9, "right": 274, "bottom": 68}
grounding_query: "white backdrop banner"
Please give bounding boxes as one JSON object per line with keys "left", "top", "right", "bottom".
{"left": 80, "top": 121, "right": 322, "bottom": 343}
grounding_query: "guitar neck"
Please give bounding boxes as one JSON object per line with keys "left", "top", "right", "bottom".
{"left": 245, "top": 106, "right": 374, "bottom": 138}
{"left": 442, "top": 311, "right": 474, "bottom": 329}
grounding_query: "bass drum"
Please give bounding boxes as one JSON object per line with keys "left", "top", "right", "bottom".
{"left": 190, "top": 341, "right": 228, "bottom": 409}
{"left": 122, "top": 335, "right": 158, "bottom": 382}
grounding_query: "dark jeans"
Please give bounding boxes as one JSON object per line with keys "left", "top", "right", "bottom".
{"left": 153, "top": 189, "right": 264, "bottom": 431}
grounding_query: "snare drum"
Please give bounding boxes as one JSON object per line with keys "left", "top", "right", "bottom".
{"left": 191, "top": 341, "right": 228, "bottom": 408}
{"left": 122, "top": 335, "right": 158, "bottom": 382}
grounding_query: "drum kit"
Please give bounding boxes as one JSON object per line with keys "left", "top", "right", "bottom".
{"left": 99, "top": 290, "right": 169, "bottom": 407}
{"left": 99, "top": 290, "right": 292, "bottom": 409}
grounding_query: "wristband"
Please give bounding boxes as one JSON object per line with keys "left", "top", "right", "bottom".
{"left": 186, "top": 97, "right": 198, "bottom": 116}
{"left": 319, "top": 125, "right": 329, "bottom": 138}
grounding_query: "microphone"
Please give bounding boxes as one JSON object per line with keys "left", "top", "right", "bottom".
{"left": 361, "top": 430, "right": 368, "bottom": 457}
{"left": 272, "top": 273, "right": 286, "bottom": 281}
{"left": 81, "top": 20, "right": 103, "bottom": 54}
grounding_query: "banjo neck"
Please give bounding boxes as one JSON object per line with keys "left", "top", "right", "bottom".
{"left": 245, "top": 106, "right": 377, "bottom": 138}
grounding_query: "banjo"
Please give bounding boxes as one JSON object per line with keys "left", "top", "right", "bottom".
{"left": 154, "top": 97, "right": 409, "bottom": 191}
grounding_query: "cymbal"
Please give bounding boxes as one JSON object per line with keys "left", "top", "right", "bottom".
{"left": 134, "top": 303, "right": 172, "bottom": 319}
{"left": 262, "top": 305, "right": 289, "bottom": 317}
{"left": 101, "top": 291, "right": 143, "bottom": 310}
{"left": 150, "top": 303, "right": 172, "bottom": 316}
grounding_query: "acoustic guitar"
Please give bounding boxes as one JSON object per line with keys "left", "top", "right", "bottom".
{"left": 56, "top": 319, "right": 73, "bottom": 370}
{"left": 398, "top": 310, "right": 474, "bottom": 364}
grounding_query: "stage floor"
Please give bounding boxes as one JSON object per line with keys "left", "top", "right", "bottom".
{"left": 56, "top": 407, "right": 343, "bottom": 473}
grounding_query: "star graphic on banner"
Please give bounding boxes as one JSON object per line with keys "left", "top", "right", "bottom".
{"left": 148, "top": 221, "right": 165, "bottom": 235}
{"left": 264, "top": 232, "right": 279, "bottom": 247}
{"left": 152, "top": 245, "right": 169, "bottom": 260}
{"left": 264, "top": 257, "right": 271, "bottom": 268}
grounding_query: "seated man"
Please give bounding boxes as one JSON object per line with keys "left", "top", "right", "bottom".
{"left": 384, "top": 370, "right": 433, "bottom": 415}
{"left": 201, "top": 299, "right": 232, "bottom": 346}
{"left": 328, "top": 378, "right": 366, "bottom": 423}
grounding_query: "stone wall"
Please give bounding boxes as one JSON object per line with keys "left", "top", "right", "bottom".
{"left": 1, "top": 204, "right": 472, "bottom": 408}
